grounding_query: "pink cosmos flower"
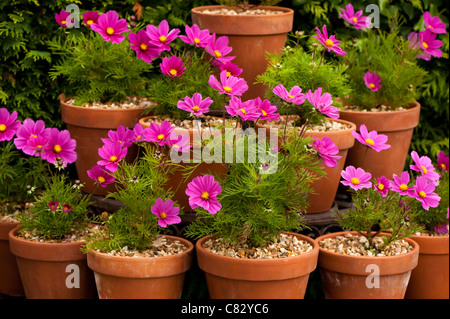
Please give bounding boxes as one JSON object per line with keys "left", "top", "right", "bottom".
{"left": 62, "top": 204, "right": 73, "bottom": 213}
{"left": 208, "top": 70, "right": 248, "bottom": 97}
{"left": 352, "top": 124, "right": 391, "bottom": 152}
{"left": 219, "top": 62, "right": 243, "bottom": 78}
{"left": 26, "top": 134, "right": 49, "bottom": 155}
{"left": 143, "top": 120, "right": 175, "bottom": 146}
{"left": 375, "top": 176, "right": 391, "bottom": 197}
{"left": 311, "top": 136, "right": 341, "bottom": 168}
{"left": 339, "top": 3, "right": 371, "bottom": 29}
{"left": 306, "top": 87, "right": 339, "bottom": 119}
{"left": 14, "top": 119, "right": 49, "bottom": 156}
{"left": 87, "top": 165, "right": 115, "bottom": 187}
{"left": 313, "top": 25, "right": 346, "bottom": 55}
{"left": 160, "top": 56, "right": 186, "bottom": 78}
{"left": 97, "top": 141, "right": 127, "bottom": 172}
{"left": 272, "top": 84, "right": 306, "bottom": 105}
{"left": 177, "top": 93, "right": 213, "bottom": 117}
{"left": 206, "top": 33, "right": 235, "bottom": 65}
{"left": 437, "top": 151, "right": 449, "bottom": 171}
{"left": 408, "top": 32, "right": 432, "bottom": 61}
{"left": 419, "top": 30, "right": 443, "bottom": 58}
{"left": 225, "top": 97, "right": 260, "bottom": 121}
{"left": 253, "top": 97, "right": 279, "bottom": 122}
{"left": 0, "top": 108, "right": 20, "bottom": 142}
{"left": 101, "top": 125, "right": 134, "bottom": 148}
{"left": 411, "top": 176, "right": 441, "bottom": 211}
{"left": 167, "top": 132, "right": 191, "bottom": 153}
{"left": 129, "top": 30, "right": 162, "bottom": 63}
{"left": 185, "top": 174, "right": 222, "bottom": 215}
{"left": 82, "top": 11, "right": 99, "bottom": 28}
{"left": 340, "top": 166, "right": 372, "bottom": 190}
{"left": 131, "top": 123, "right": 146, "bottom": 143}
{"left": 151, "top": 198, "right": 181, "bottom": 228}
{"left": 363, "top": 71, "right": 382, "bottom": 92}
{"left": 48, "top": 201, "right": 58, "bottom": 211}
{"left": 179, "top": 24, "right": 211, "bottom": 48}
{"left": 390, "top": 171, "right": 413, "bottom": 196}
{"left": 410, "top": 151, "right": 440, "bottom": 185}
{"left": 40, "top": 128, "right": 77, "bottom": 165}
{"left": 423, "top": 11, "right": 447, "bottom": 34}
{"left": 55, "top": 10, "right": 71, "bottom": 28}
{"left": 145, "top": 20, "right": 180, "bottom": 51}
{"left": 91, "top": 10, "right": 130, "bottom": 44}
{"left": 435, "top": 222, "right": 449, "bottom": 235}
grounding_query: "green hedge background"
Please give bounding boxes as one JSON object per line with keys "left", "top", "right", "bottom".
{"left": 1, "top": 0, "right": 448, "bottom": 160}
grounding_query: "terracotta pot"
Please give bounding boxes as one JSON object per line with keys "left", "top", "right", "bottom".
{"left": 255, "top": 118, "right": 356, "bottom": 213}
{"left": 196, "top": 232, "right": 319, "bottom": 299}
{"left": 139, "top": 115, "right": 229, "bottom": 212}
{"left": 60, "top": 98, "right": 149, "bottom": 195}
{"left": 86, "top": 235, "right": 194, "bottom": 299}
{"left": 8, "top": 226, "right": 96, "bottom": 299}
{"left": 316, "top": 231, "right": 419, "bottom": 299}
{"left": 0, "top": 221, "right": 24, "bottom": 296}
{"left": 405, "top": 234, "right": 449, "bottom": 299}
{"left": 339, "top": 102, "right": 421, "bottom": 180}
{"left": 191, "top": 5, "right": 294, "bottom": 100}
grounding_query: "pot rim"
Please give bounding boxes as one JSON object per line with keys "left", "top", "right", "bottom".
{"left": 256, "top": 117, "right": 357, "bottom": 133}
{"left": 191, "top": 5, "right": 294, "bottom": 16}
{"left": 339, "top": 101, "right": 420, "bottom": 115}
{"left": 60, "top": 97, "right": 151, "bottom": 113}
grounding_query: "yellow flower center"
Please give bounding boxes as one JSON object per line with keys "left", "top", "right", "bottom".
{"left": 157, "top": 134, "right": 165, "bottom": 140}
{"left": 262, "top": 110, "right": 268, "bottom": 117}
{"left": 223, "top": 86, "right": 232, "bottom": 93}
{"left": 86, "top": 20, "right": 93, "bottom": 25}
{"left": 109, "top": 155, "right": 118, "bottom": 162}
{"left": 441, "top": 163, "right": 447, "bottom": 170}
{"left": 201, "top": 191, "right": 210, "bottom": 200}
{"left": 419, "top": 190, "right": 427, "bottom": 199}
{"left": 400, "top": 184, "right": 408, "bottom": 191}
{"left": 140, "top": 43, "right": 148, "bottom": 51}
{"left": 365, "top": 138, "right": 375, "bottom": 146}
{"left": 238, "top": 108, "right": 247, "bottom": 114}
{"left": 422, "top": 42, "right": 429, "bottom": 49}
{"left": 214, "top": 50, "right": 222, "bottom": 58}
{"left": 30, "top": 134, "right": 37, "bottom": 138}
{"left": 369, "top": 83, "right": 375, "bottom": 89}
{"left": 287, "top": 94, "right": 294, "bottom": 98}
{"left": 97, "top": 176, "right": 106, "bottom": 183}
{"left": 421, "top": 165, "right": 428, "bottom": 174}
{"left": 136, "top": 135, "right": 141, "bottom": 140}
{"left": 61, "top": 20, "right": 66, "bottom": 25}
{"left": 194, "top": 38, "right": 200, "bottom": 44}
{"left": 53, "top": 145, "right": 62, "bottom": 153}
{"left": 226, "top": 71, "right": 231, "bottom": 77}
{"left": 172, "top": 144, "right": 180, "bottom": 149}
{"left": 325, "top": 39, "right": 334, "bottom": 47}
{"left": 428, "top": 25, "right": 434, "bottom": 29}
{"left": 351, "top": 177, "right": 360, "bottom": 185}
{"left": 159, "top": 35, "right": 167, "bottom": 43}
{"left": 169, "top": 69, "right": 178, "bottom": 76}
{"left": 0, "top": 124, "right": 6, "bottom": 132}
{"left": 192, "top": 106, "right": 200, "bottom": 112}
{"left": 160, "top": 212, "right": 167, "bottom": 219}
{"left": 353, "top": 17, "right": 358, "bottom": 23}
{"left": 106, "top": 27, "right": 114, "bottom": 35}
{"left": 378, "top": 184, "right": 385, "bottom": 190}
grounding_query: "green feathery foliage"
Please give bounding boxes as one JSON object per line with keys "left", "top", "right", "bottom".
{"left": 48, "top": 30, "right": 153, "bottom": 105}
{"left": 185, "top": 131, "right": 322, "bottom": 247}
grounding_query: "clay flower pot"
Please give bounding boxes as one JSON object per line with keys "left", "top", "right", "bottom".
{"left": 191, "top": 5, "right": 294, "bottom": 100}
{"left": 405, "top": 234, "right": 449, "bottom": 299}
{"left": 196, "top": 232, "right": 319, "bottom": 299}
{"left": 316, "top": 231, "right": 419, "bottom": 299}
{"left": 60, "top": 98, "right": 149, "bottom": 196}
{"left": 0, "top": 221, "right": 24, "bottom": 296}
{"left": 139, "top": 115, "right": 229, "bottom": 212}
{"left": 339, "top": 102, "right": 421, "bottom": 180}
{"left": 8, "top": 226, "right": 96, "bottom": 299}
{"left": 86, "top": 235, "right": 194, "bottom": 299}
{"left": 255, "top": 118, "right": 356, "bottom": 213}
